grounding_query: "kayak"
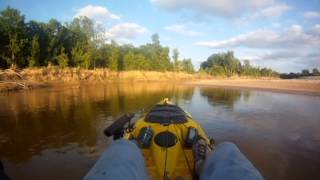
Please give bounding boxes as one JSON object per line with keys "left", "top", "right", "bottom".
{"left": 104, "top": 98, "right": 214, "bottom": 180}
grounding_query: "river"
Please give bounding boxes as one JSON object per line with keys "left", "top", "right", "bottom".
{"left": 0, "top": 83, "right": 319, "bottom": 180}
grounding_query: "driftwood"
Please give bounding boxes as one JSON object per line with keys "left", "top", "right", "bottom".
{"left": 0, "top": 81, "right": 30, "bottom": 90}
{"left": 83, "top": 73, "right": 93, "bottom": 80}
{"left": 0, "top": 69, "right": 29, "bottom": 90}
{"left": 0, "top": 69, "right": 25, "bottom": 80}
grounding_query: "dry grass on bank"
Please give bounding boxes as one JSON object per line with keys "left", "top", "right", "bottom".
{"left": 1, "top": 67, "right": 206, "bottom": 82}
{"left": 20, "top": 67, "right": 207, "bottom": 81}
{"left": 0, "top": 67, "right": 210, "bottom": 92}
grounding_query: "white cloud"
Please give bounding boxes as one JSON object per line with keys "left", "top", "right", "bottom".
{"left": 194, "top": 25, "right": 320, "bottom": 49}
{"left": 259, "top": 50, "right": 306, "bottom": 60}
{"left": 271, "top": 22, "right": 282, "bottom": 28}
{"left": 252, "top": 50, "right": 320, "bottom": 72}
{"left": 165, "top": 24, "right": 204, "bottom": 36}
{"left": 257, "top": 4, "right": 291, "bottom": 18}
{"left": 195, "top": 30, "right": 279, "bottom": 48}
{"left": 310, "top": 24, "right": 320, "bottom": 35}
{"left": 74, "top": 5, "right": 148, "bottom": 44}
{"left": 151, "top": 0, "right": 274, "bottom": 17}
{"left": 238, "top": 4, "right": 292, "bottom": 23}
{"left": 195, "top": 24, "right": 320, "bottom": 72}
{"left": 303, "top": 11, "right": 320, "bottom": 19}
{"left": 105, "top": 23, "right": 148, "bottom": 43}
{"left": 75, "top": 5, "right": 120, "bottom": 21}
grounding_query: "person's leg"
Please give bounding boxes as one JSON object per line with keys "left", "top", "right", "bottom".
{"left": 192, "top": 137, "right": 212, "bottom": 176}
{"left": 200, "top": 142, "right": 264, "bottom": 180}
{"left": 84, "top": 139, "right": 148, "bottom": 180}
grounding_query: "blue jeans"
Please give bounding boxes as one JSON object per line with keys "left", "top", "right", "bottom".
{"left": 84, "top": 140, "right": 264, "bottom": 180}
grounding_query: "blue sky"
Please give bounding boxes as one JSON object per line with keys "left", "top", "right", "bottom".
{"left": 1, "top": 0, "right": 319, "bottom": 72}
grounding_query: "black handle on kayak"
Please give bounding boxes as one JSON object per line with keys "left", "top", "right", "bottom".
{"left": 104, "top": 113, "right": 134, "bottom": 139}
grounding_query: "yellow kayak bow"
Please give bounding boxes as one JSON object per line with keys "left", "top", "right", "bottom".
{"left": 104, "top": 98, "right": 214, "bottom": 180}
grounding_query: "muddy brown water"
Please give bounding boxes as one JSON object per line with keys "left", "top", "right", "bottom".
{"left": 0, "top": 83, "right": 320, "bottom": 180}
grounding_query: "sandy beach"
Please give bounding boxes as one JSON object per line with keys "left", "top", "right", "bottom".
{"left": 188, "top": 79, "right": 320, "bottom": 96}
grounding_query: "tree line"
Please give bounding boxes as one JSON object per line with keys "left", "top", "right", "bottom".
{"left": 280, "top": 68, "right": 320, "bottom": 79}
{"left": 1, "top": 7, "right": 291, "bottom": 78}
{"left": 0, "top": 7, "right": 195, "bottom": 73}
{"left": 200, "top": 51, "right": 279, "bottom": 77}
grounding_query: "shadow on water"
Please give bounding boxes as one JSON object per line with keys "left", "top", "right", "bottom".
{"left": 0, "top": 83, "right": 320, "bottom": 180}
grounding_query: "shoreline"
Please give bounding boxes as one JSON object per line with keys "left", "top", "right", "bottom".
{"left": 1, "top": 68, "right": 320, "bottom": 96}
{"left": 0, "top": 68, "right": 204, "bottom": 92}
{"left": 2, "top": 79, "right": 320, "bottom": 96}
{"left": 187, "top": 79, "right": 320, "bottom": 96}
{"left": 0, "top": 81, "right": 49, "bottom": 92}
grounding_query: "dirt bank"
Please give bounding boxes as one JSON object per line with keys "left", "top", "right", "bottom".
{"left": 14, "top": 67, "right": 206, "bottom": 82}
{"left": 188, "top": 79, "right": 320, "bottom": 96}
{"left": 2, "top": 68, "right": 319, "bottom": 96}
{"left": 0, "top": 67, "right": 210, "bottom": 92}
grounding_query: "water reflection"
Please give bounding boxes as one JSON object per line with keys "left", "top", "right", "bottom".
{"left": 0, "top": 83, "right": 195, "bottom": 165}
{"left": 0, "top": 84, "right": 320, "bottom": 180}
{"left": 195, "top": 88, "right": 320, "bottom": 180}
{"left": 199, "top": 88, "right": 244, "bottom": 108}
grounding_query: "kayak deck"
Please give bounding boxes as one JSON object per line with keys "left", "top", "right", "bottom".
{"left": 125, "top": 116, "right": 209, "bottom": 179}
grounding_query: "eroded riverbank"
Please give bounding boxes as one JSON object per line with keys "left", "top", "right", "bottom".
{"left": 0, "top": 68, "right": 207, "bottom": 92}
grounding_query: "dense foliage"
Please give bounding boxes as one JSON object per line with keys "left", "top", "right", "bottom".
{"left": 0, "top": 7, "right": 195, "bottom": 73}
{"left": 200, "top": 51, "right": 279, "bottom": 77}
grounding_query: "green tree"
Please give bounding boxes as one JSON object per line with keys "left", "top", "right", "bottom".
{"left": 56, "top": 47, "right": 69, "bottom": 68}
{"left": 139, "top": 34, "right": 173, "bottom": 71}
{"left": 224, "top": 51, "right": 240, "bottom": 75}
{"left": 0, "top": 7, "right": 28, "bottom": 67}
{"left": 118, "top": 44, "right": 135, "bottom": 70}
{"left": 28, "top": 35, "right": 40, "bottom": 67}
{"left": 9, "top": 34, "right": 27, "bottom": 67}
{"left": 312, "top": 68, "right": 320, "bottom": 76}
{"left": 210, "top": 65, "right": 225, "bottom": 76}
{"left": 158, "top": 47, "right": 172, "bottom": 71}
{"left": 181, "top": 58, "right": 194, "bottom": 73}
{"left": 301, "top": 69, "right": 310, "bottom": 76}
{"left": 109, "top": 43, "right": 119, "bottom": 71}
{"left": 26, "top": 21, "right": 50, "bottom": 66}
{"left": 201, "top": 51, "right": 278, "bottom": 77}
{"left": 152, "top": 34, "right": 160, "bottom": 46}
{"left": 68, "top": 16, "right": 106, "bottom": 68}
{"left": 0, "top": 25, "right": 6, "bottom": 68}
{"left": 71, "top": 42, "right": 91, "bottom": 69}
{"left": 0, "top": 7, "right": 198, "bottom": 73}
{"left": 135, "top": 53, "right": 150, "bottom": 70}
{"left": 67, "top": 16, "right": 94, "bottom": 40}
{"left": 46, "top": 19, "right": 63, "bottom": 63}
{"left": 172, "top": 48, "right": 179, "bottom": 71}
{"left": 94, "top": 44, "right": 109, "bottom": 68}
{"left": 201, "top": 51, "right": 240, "bottom": 76}
{"left": 123, "top": 51, "right": 135, "bottom": 70}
